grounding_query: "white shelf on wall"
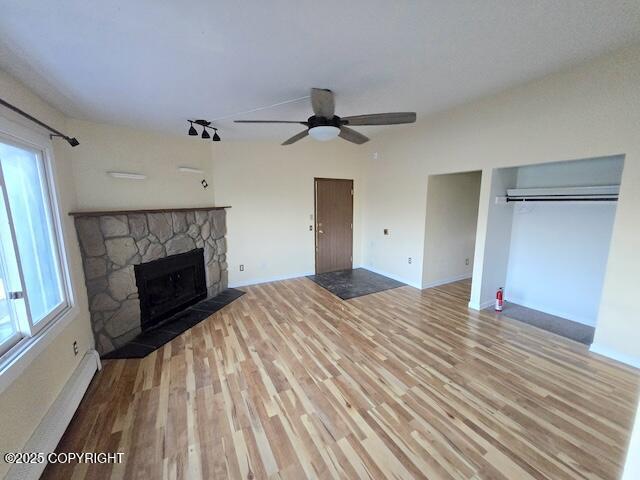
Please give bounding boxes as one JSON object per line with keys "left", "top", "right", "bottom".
{"left": 177, "top": 166, "right": 204, "bottom": 174}
{"left": 107, "top": 171, "right": 147, "bottom": 180}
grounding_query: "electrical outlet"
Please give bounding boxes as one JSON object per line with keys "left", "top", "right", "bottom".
{"left": 309, "top": 225, "right": 313, "bottom": 231}
{"left": 465, "top": 258, "right": 469, "bottom": 266}
{"left": 408, "top": 257, "right": 412, "bottom": 264}
{"left": 73, "top": 340, "right": 78, "bottom": 356}
{"left": 239, "top": 264, "right": 244, "bottom": 272}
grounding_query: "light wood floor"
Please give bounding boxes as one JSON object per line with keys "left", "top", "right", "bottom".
{"left": 43, "top": 278, "right": 639, "bottom": 480}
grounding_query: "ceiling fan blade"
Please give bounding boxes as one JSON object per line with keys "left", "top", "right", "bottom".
{"left": 339, "top": 126, "right": 369, "bottom": 145}
{"left": 311, "top": 88, "right": 335, "bottom": 118}
{"left": 234, "top": 120, "right": 307, "bottom": 124}
{"left": 341, "top": 112, "right": 416, "bottom": 126}
{"left": 282, "top": 130, "right": 309, "bottom": 145}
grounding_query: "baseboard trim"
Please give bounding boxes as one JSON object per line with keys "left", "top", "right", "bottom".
{"left": 229, "top": 271, "right": 314, "bottom": 288}
{"left": 6, "top": 350, "right": 101, "bottom": 480}
{"left": 589, "top": 343, "right": 640, "bottom": 369}
{"left": 468, "top": 299, "right": 495, "bottom": 311}
{"left": 359, "top": 265, "right": 421, "bottom": 289}
{"left": 230, "top": 266, "right": 421, "bottom": 290}
{"left": 422, "top": 274, "right": 471, "bottom": 290}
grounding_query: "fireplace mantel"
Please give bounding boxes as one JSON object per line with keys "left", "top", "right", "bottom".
{"left": 69, "top": 205, "right": 230, "bottom": 217}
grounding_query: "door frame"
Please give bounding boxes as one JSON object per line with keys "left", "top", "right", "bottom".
{"left": 314, "top": 177, "right": 354, "bottom": 274}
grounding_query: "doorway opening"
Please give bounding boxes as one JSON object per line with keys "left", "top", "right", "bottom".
{"left": 422, "top": 170, "right": 482, "bottom": 302}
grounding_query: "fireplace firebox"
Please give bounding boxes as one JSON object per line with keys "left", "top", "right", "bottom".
{"left": 135, "top": 248, "right": 207, "bottom": 331}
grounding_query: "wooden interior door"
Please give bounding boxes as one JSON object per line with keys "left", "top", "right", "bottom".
{"left": 315, "top": 178, "right": 353, "bottom": 274}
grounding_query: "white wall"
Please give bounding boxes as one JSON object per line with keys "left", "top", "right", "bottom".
{"left": 0, "top": 71, "right": 94, "bottom": 478}
{"left": 515, "top": 155, "right": 624, "bottom": 188}
{"left": 506, "top": 202, "right": 617, "bottom": 325}
{"left": 67, "top": 119, "right": 214, "bottom": 210}
{"left": 361, "top": 44, "right": 640, "bottom": 365}
{"left": 470, "top": 167, "right": 517, "bottom": 309}
{"left": 211, "top": 141, "right": 365, "bottom": 287}
{"left": 422, "top": 171, "right": 481, "bottom": 288}
{"left": 504, "top": 156, "right": 623, "bottom": 326}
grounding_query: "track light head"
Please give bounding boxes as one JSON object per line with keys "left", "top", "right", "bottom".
{"left": 187, "top": 120, "right": 220, "bottom": 142}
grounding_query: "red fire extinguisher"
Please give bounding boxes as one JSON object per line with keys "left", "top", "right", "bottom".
{"left": 495, "top": 288, "right": 504, "bottom": 311}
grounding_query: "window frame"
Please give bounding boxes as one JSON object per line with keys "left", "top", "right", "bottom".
{"left": 0, "top": 331, "right": 22, "bottom": 359}
{"left": 0, "top": 114, "right": 75, "bottom": 371}
{"left": 0, "top": 178, "right": 28, "bottom": 356}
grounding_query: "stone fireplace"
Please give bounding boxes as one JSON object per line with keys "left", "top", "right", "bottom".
{"left": 71, "top": 207, "right": 229, "bottom": 355}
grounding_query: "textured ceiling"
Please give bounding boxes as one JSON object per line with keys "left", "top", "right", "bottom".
{"left": 1, "top": 1, "right": 639, "bottom": 141}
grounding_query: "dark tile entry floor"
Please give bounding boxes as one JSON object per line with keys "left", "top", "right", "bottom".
{"left": 103, "top": 288, "right": 245, "bottom": 359}
{"left": 492, "top": 302, "right": 595, "bottom": 345}
{"left": 307, "top": 268, "right": 405, "bottom": 300}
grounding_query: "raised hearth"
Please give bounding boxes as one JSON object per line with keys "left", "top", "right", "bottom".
{"left": 102, "top": 288, "right": 245, "bottom": 359}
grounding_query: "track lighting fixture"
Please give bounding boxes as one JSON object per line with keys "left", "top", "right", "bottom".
{"left": 187, "top": 119, "right": 221, "bottom": 142}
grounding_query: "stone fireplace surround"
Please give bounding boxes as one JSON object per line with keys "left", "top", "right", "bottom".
{"left": 71, "top": 206, "right": 229, "bottom": 355}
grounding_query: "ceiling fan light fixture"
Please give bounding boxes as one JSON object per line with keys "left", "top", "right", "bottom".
{"left": 233, "top": 88, "right": 415, "bottom": 145}
{"left": 188, "top": 121, "right": 198, "bottom": 136}
{"left": 308, "top": 126, "right": 340, "bottom": 142}
{"left": 212, "top": 129, "right": 221, "bottom": 142}
{"left": 201, "top": 127, "right": 210, "bottom": 139}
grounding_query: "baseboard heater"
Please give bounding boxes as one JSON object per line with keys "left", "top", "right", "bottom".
{"left": 505, "top": 185, "right": 619, "bottom": 202}
{"left": 6, "top": 350, "right": 101, "bottom": 480}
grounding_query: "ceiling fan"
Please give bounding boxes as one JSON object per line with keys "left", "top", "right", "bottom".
{"left": 234, "top": 88, "right": 416, "bottom": 145}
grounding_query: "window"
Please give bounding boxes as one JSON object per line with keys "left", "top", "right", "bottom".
{"left": 0, "top": 137, "right": 69, "bottom": 357}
